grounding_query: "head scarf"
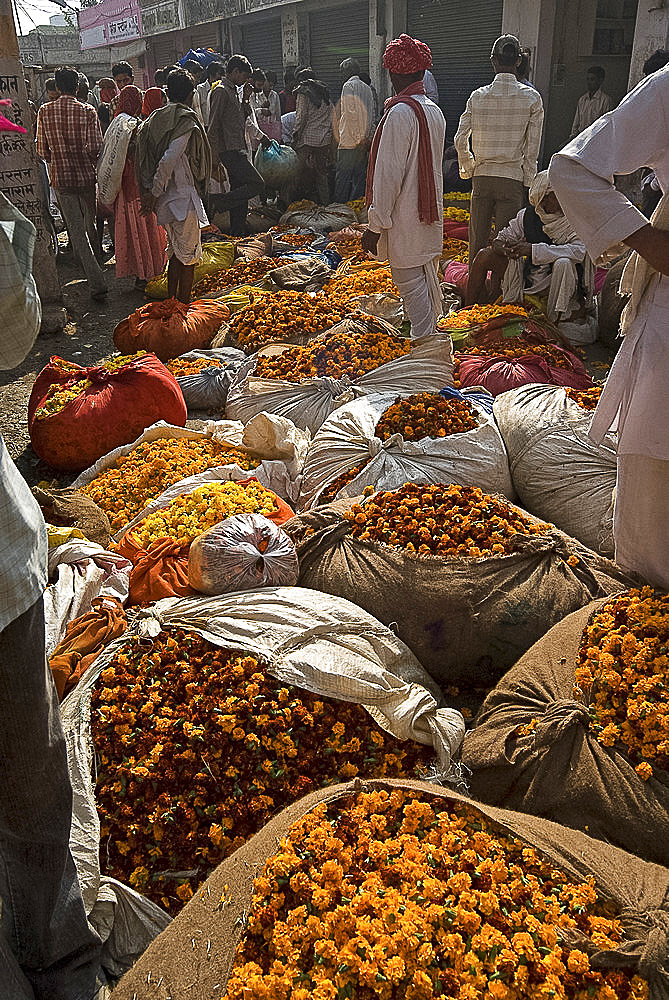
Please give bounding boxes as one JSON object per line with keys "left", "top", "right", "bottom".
{"left": 383, "top": 34, "right": 432, "bottom": 75}
{"left": 142, "top": 87, "right": 165, "bottom": 118}
{"left": 100, "top": 84, "right": 118, "bottom": 104}
{"left": 116, "top": 85, "right": 142, "bottom": 118}
{"left": 528, "top": 169, "right": 576, "bottom": 244}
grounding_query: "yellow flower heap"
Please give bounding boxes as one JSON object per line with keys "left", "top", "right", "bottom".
{"left": 133, "top": 480, "right": 278, "bottom": 548}
{"left": 227, "top": 788, "right": 649, "bottom": 1000}
{"left": 34, "top": 352, "right": 148, "bottom": 420}
{"left": 81, "top": 438, "right": 259, "bottom": 533}
{"left": 575, "top": 587, "right": 669, "bottom": 782}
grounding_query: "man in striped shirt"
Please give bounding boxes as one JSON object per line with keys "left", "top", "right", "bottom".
{"left": 455, "top": 34, "right": 544, "bottom": 260}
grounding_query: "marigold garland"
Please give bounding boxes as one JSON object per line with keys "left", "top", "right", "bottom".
{"left": 344, "top": 483, "right": 550, "bottom": 558}
{"left": 575, "top": 588, "right": 669, "bottom": 782}
{"left": 166, "top": 357, "right": 225, "bottom": 379}
{"left": 80, "top": 438, "right": 259, "bottom": 533}
{"left": 439, "top": 305, "right": 528, "bottom": 331}
{"left": 565, "top": 386, "right": 603, "bottom": 411}
{"left": 254, "top": 326, "right": 411, "bottom": 382}
{"left": 228, "top": 290, "right": 345, "bottom": 352}
{"left": 91, "top": 632, "right": 433, "bottom": 913}
{"left": 375, "top": 394, "right": 478, "bottom": 443}
{"left": 132, "top": 480, "right": 278, "bottom": 548}
{"left": 227, "top": 789, "right": 649, "bottom": 1000}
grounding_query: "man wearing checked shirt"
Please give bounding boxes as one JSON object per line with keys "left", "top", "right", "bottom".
{"left": 455, "top": 34, "right": 544, "bottom": 261}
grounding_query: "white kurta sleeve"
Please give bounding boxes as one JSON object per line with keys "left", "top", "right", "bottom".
{"left": 454, "top": 99, "right": 475, "bottom": 179}
{"left": 152, "top": 133, "right": 189, "bottom": 197}
{"left": 549, "top": 72, "right": 669, "bottom": 260}
{"left": 367, "top": 109, "right": 414, "bottom": 234}
{"left": 496, "top": 210, "right": 526, "bottom": 244}
{"left": 532, "top": 239, "right": 586, "bottom": 265}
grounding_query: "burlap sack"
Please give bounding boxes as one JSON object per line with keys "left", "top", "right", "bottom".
{"left": 462, "top": 599, "right": 669, "bottom": 869}
{"left": 112, "top": 776, "right": 669, "bottom": 1000}
{"left": 33, "top": 485, "right": 111, "bottom": 548}
{"left": 284, "top": 504, "right": 635, "bottom": 688}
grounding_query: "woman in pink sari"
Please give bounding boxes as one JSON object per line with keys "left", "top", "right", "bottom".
{"left": 112, "top": 86, "right": 167, "bottom": 286}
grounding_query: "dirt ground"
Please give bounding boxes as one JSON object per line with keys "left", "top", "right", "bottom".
{"left": 0, "top": 249, "right": 615, "bottom": 490}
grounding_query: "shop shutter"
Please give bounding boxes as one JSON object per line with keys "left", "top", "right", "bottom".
{"left": 241, "top": 18, "right": 284, "bottom": 79}
{"left": 149, "top": 32, "right": 180, "bottom": 70}
{"left": 407, "top": 0, "right": 503, "bottom": 138}
{"left": 309, "top": 1, "right": 369, "bottom": 99}
{"left": 186, "top": 23, "right": 222, "bottom": 54}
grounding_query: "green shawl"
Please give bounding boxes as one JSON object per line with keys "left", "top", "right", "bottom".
{"left": 135, "top": 102, "right": 212, "bottom": 199}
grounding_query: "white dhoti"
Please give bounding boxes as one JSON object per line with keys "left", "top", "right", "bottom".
{"left": 392, "top": 258, "right": 443, "bottom": 338}
{"left": 502, "top": 255, "right": 580, "bottom": 322}
{"left": 614, "top": 453, "right": 669, "bottom": 589}
{"left": 164, "top": 211, "right": 203, "bottom": 266}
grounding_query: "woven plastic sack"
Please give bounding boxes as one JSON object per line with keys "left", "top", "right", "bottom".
{"left": 253, "top": 140, "right": 299, "bottom": 187}
{"left": 112, "top": 775, "right": 669, "bottom": 1000}
{"left": 285, "top": 500, "right": 635, "bottom": 689}
{"left": 299, "top": 387, "right": 512, "bottom": 508}
{"left": 144, "top": 241, "right": 234, "bottom": 300}
{"left": 493, "top": 384, "right": 616, "bottom": 555}
{"left": 279, "top": 202, "right": 358, "bottom": 233}
{"left": 188, "top": 512, "right": 299, "bottom": 594}
{"left": 28, "top": 353, "right": 187, "bottom": 472}
{"left": 171, "top": 347, "right": 246, "bottom": 411}
{"left": 226, "top": 328, "right": 454, "bottom": 435}
{"left": 113, "top": 298, "right": 231, "bottom": 363}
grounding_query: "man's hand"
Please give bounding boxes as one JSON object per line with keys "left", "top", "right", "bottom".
{"left": 503, "top": 241, "right": 532, "bottom": 259}
{"left": 361, "top": 228, "right": 380, "bottom": 254}
{"left": 140, "top": 193, "right": 157, "bottom": 217}
{"left": 625, "top": 223, "right": 669, "bottom": 277}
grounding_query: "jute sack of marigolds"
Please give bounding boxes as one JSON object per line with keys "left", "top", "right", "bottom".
{"left": 71, "top": 414, "right": 310, "bottom": 539}
{"left": 60, "top": 587, "right": 465, "bottom": 916}
{"left": 226, "top": 319, "right": 454, "bottom": 435}
{"left": 112, "top": 775, "right": 667, "bottom": 1000}
{"left": 298, "top": 387, "right": 512, "bottom": 509}
{"left": 27, "top": 353, "right": 187, "bottom": 472}
{"left": 285, "top": 483, "right": 634, "bottom": 689}
{"left": 493, "top": 383, "right": 615, "bottom": 555}
{"left": 463, "top": 588, "right": 669, "bottom": 869}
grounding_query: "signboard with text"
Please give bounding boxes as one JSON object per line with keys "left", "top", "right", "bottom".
{"left": 78, "top": 0, "right": 142, "bottom": 49}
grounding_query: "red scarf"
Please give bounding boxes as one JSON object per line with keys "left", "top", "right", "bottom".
{"left": 365, "top": 81, "right": 439, "bottom": 225}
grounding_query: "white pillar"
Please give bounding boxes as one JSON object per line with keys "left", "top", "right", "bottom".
{"left": 281, "top": 6, "right": 299, "bottom": 71}
{"left": 0, "top": 0, "right": 65, "bottom": 332}
{"left": 502, "top": 0, "right": 556, "bottom": 100}
{"left": 628, "top": 4, "right": 669, "bottom": 88}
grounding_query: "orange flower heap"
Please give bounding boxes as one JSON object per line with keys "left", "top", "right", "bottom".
{"left": 326, "top": 267, "right": 399, "bottom": 307}
{"left": 191, "top": 256, "right": 290, "bottom": 299}
{"left": 565, "top": 386, "right": 603, "bottom": 410}
{"left": 319, "top": 459, "right": 371, "bottom": 504}
{"left": 344, "top": 483, "right": 550, "bottom": 557}
{"left": 80, "top": 438, "right": 259, "bottom": 533}
{"left": 442, "top": 237, "right": 469, "bottom": 263}
{"left": 375, "top": 393, "right": 479, "bottom": 442}
{"left": 228, "top": 290, "right": 344, "bottom": 352}
{"left": 575, "top": 588, "right": 669, "bottom": 781}
{"left": 227, "top": 789, "right": 649, "bottom": 1000}
{"left": 91, "top": 631, "right": 433, "bottom": 912}
{"left": 254, "top": 324, "right": 411, "bottom": 382}
{"left": 166, "top": 357, "right": 225, "bottom": 378}
{"left": 439, "top": 304, "right": 528, "bottom": 331}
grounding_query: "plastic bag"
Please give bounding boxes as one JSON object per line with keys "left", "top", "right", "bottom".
{"left": 299, "top": 387, "right": 512, "bottom": 508}
{"left": 253, "top": 140, "right": 299, "bottom": 187}
{"left": 226, "top": 328, "right": 454, "bottom": 435}
{"left": 114, "top": 298, "right": 231, "bottom": 363}
{"left": 188, "top": 512, "right": 299, "bottom": 594}
{"left": 144, "top": 241, "right": 235, "bottom": 300}
{"left": 171, "top": 347, "right": 246, "bottom": 411}
{"left": 29, "top": 353, "right": 187, "bottom": 473}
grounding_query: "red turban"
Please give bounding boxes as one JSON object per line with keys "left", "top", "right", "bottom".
{"left": 383, "top": 34, "right": 432, "bottom": 74}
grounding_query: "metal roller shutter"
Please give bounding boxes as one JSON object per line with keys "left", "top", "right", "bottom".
{"left": 309, "top": 2, "right": 369, "bottom": 100}
{"left": 407, "top": 0, "right": 503, "bottom": 139}
{"left": 186, "top": 24, "right": 221, "bottom": 53}
{"left": 149, "top": 32, "right": 180, "bottom": 69}
{"left": 241, "top": 18, "right": 284, "bottom": 78}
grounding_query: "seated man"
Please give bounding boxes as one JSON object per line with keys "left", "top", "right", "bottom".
{"left": 466, "top": 170, "right": 593, "bottom": 322}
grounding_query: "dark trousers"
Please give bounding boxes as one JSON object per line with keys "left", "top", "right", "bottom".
{"left": 0, "top": 598, "right": 101, "bottom": 1000}
{"left": 334, "top": 146, "right": 368, "bottom": 203}
{"left": 209, "top": 150, "right": 265, "bottom": 236}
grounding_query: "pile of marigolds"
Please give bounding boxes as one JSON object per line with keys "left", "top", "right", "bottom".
{"left": 457, "top": 338, "right": 578, "bottom": 372}
{"left": 444, "top": 205, "right": 470, "bottom": 222}
{"left": 575, "top": 587, "right": 669, "bottom": 782}
{"left": 227, "top": 788, "right": 649, "bottom": 1000}
{"left": 319, "top": 459, "right": 372, "bottom": 504}
{"left": 442, "top": 238, "right": 469, "bottom": 263}
{"left": 166, "top": 357, "right": 225, "bottom": 379}
{"left": 565, "top": 386, "right": 603, "bottom": 410}
{"left": 326, "top": 267, "right": 399, "bottom": 307}
{"left": 91, "top": 631, "right": 433, "bottom": 912}
{"left": 254, "top": 325, "right": 411, "bottom": 382}
{"left": 80, "top": 438, "right": 259, "bottom": 533}
{"left": 191, "top": 257, "right": 285, "bottom": 299}
{"left": 439, "top": 304, "right": 529, "bottom": 331}
{"left": 34, "top": 353, "right": 147, "bottom": 420}
{"left": 344, "top": 483, "right": 550, "bottom": 557}
{"left": 375, "top": 393, "right": 479, "bottom": 443}
{"left": 131, "top": 480, "right": 278, "bottom": 548}
{"left": 228, "top": 290, "right": 345, "bottom": 352}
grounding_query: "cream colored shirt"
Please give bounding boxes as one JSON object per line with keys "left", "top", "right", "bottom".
{"left": 570, "top": 88, "right": 612, "bottom": 139}
{"left": 367, "top": 95, "right": 445, "bottom": 268}
{"left": 337, "top": 75, "right": 374, "bottom": 148}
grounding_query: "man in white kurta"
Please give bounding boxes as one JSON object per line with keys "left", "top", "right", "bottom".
{"left": 362, "top": 35, "right": 445, "bottom": 339}
{"left": 550, "top": 65, "right": 669, "bottom": 588}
